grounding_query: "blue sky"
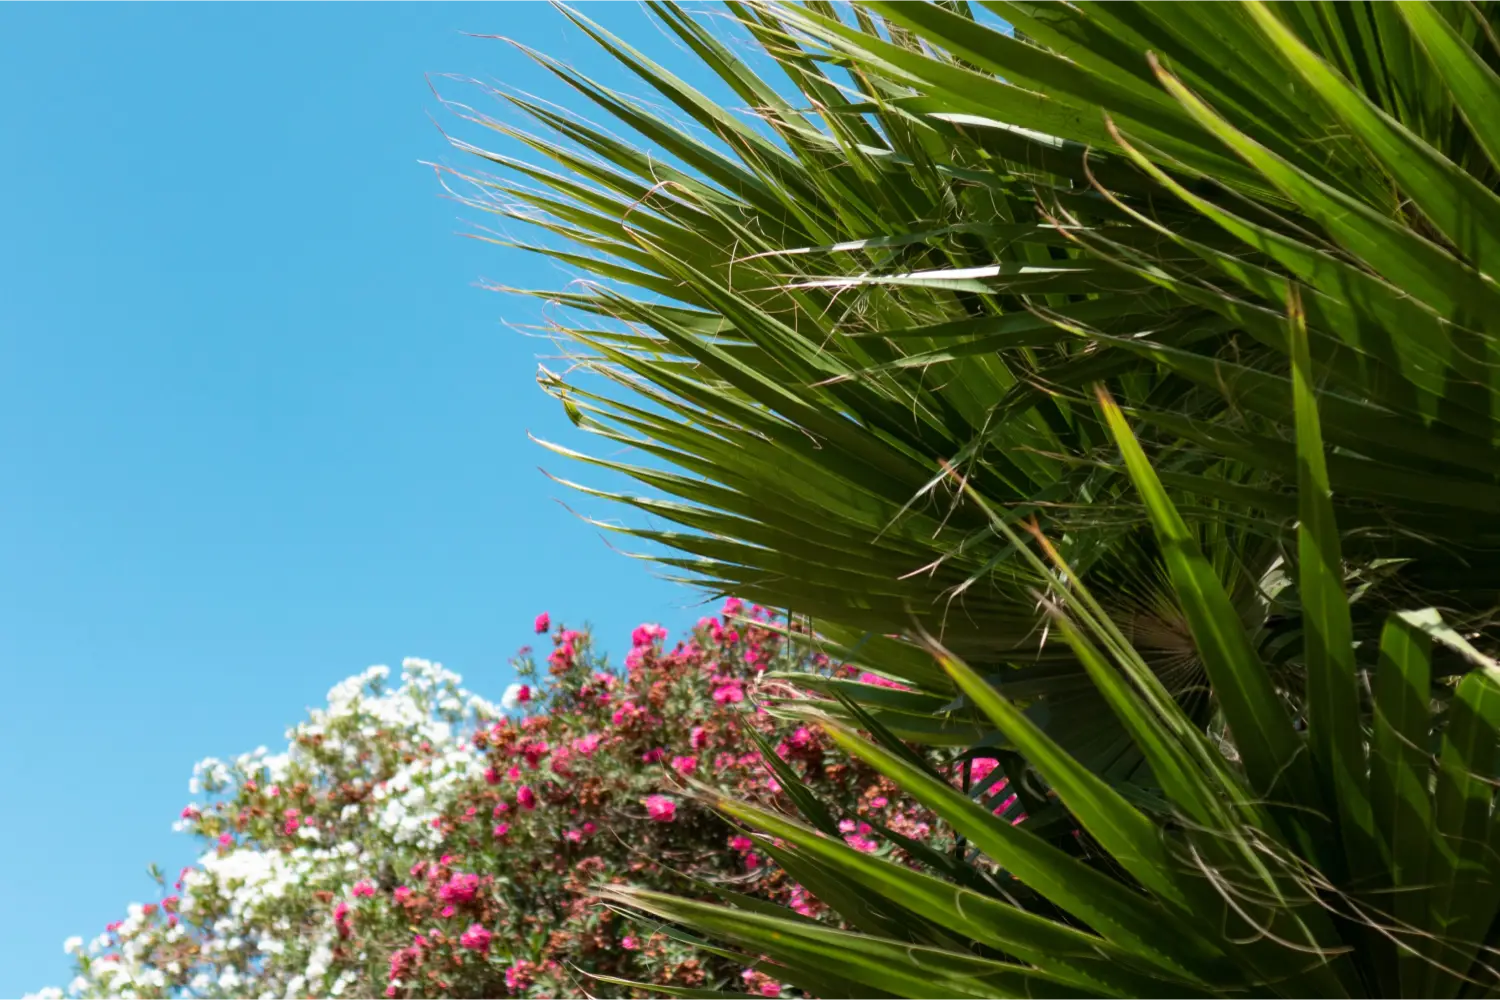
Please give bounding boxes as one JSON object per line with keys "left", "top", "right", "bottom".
{"left": 0, "top": 4, "right": 719, "bottom": 993}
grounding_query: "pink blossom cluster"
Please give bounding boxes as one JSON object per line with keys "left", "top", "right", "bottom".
{"left": 49, "top": 602, "right": 966, "bottom": 1000}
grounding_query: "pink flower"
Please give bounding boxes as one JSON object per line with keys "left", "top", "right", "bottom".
{"left": 744, "top": 852, "right": 763, "bottom": 869}
{"left": 521, "top": 740, "right": 550, "bottom": 768}
{"left": 857, "top": 671, "right": 911, "bottom": 691}
{"left": 216, "top": 832, "right": 232, "bottom": 848}
{"left": 179, "top": 805, "right": 199, "bottom": 820}
{"left": 385, "top": 987, "right": 397, "bottom": 998}
{"left": 838, "top": 819, "right": 856, "bottom": 834}
{"left": 534, "top": 612, "right": 550, "bottom": 634}
{"left": 712, "top": 683, "right": 744, "bottom": 705}
{"left": 571, "top": 732, "right": 603, "bottom": 756}
{"left": 517, "top": 785, "right": 537, "bottom": 810}
{"left": 644, "top": 795, "right": 677, "bottom": 822}
{"left": 393, "top": 886, "right": 413, "bottom": 903}
{"left": 621, "top": 935, "right": 640, "bottom": 951}
{"left": 789, "top": 726, "right": 813, "bottom": 749}
{"left": 493, "top": 802, "right": 509, "bottom": 817}
{"left": 437, "top": 873, "right": 480, "bottom": 906}
{"left": 690, "top": 726, "right": 708, "bottom": 750}
{"left": 968, "top": 758, "right": 1000, "bottom": 784}
{"left": 871, "top": 795, "right": 889, "bottom": 808}
{"left": 459, "top": 923, "right": 493, "bottom": 954}
{"left": 631, "top": 623, "right": 668, "bottom": 648}
{"left": 993, "top": 794, "right": 1025, "bottom": 824}
{"left": 582, "top": 821, "right": 596, "bottom": 835}
{"left": 516, "top": 684, "right": 532, "bottom": 704}
{"left": 441, "top": 905, "right": 455, "bottom": 918}
{"left": 333, "top": 901, "right": 352, "bottom": 937}
{"left": 671, "top": 755, "right": 698, "bottom": 777}
{"left": 722, "top": 597, "right": 744, "bottom": 618}
{"left": 505, "top": 961, "right": 535, "bottom": 992}
{"left": 565, "top": 829, "right": 583, "bottom": 843}
{"left": 353, "top": 880, "right": 376, "bottom": 899}
{"left": 493, "top": 822, "right": 510, "bottom": 838}
{"left": 641, "top": 747, "right": 665, "bottom": 764}
{"left": 506, "top": 765, "right": 521, "bottom": 781}
{"left": 843, "top": 833, "right": 879, "bottom": 853}
{"left": 440, "top": 854, "right": 453, "bottom": 865}
{"left": 409, "top": 862, "right": 426, "bottom": 878}
{"left": 729, "top": 835, "right": 754, "bottom": 852}
{"left": 484, "top": 766, "right": 502, "bottom": 786}
{"left": 741, "top": 971, "right": 780, "bottom": 995}
{"left": 267, "top": 784, "right": 280, "bottom": 798}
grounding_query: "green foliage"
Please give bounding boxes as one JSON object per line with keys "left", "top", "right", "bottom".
{"left": 454, "top": 0, "right": 1500, "bottom": 787}
{"left": 455, "top": 2, "right": 1500, "bottom": 995}
{"left": 610, "top": 352, "right": 1500, "bottom": 998}
{"left": 44, "top": 614, "right": 969, "bottom": 1000}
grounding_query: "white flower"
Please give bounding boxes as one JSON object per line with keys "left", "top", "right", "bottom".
{"left": 62, "top": 935, "right": 83, "bottom": 955}
{"left": 69, "top": 975, "right": 89, "bottom": 994}
{"left": 306, "top": 940, "right": 334, "bottom": 980}
{"left": 284, "top": 976, "right": 307, "bottom": 999}
{"left": 190, "top": 973, "right": 212, "bottom": 994}
{"left": 263, "top": 752, "right": 292, "bottom": 781}
{"left": 501, "top": 683, "right": 525, "bottom": 711}
{"left": 25, "top": 989, "right": 63, "bottom": 1000}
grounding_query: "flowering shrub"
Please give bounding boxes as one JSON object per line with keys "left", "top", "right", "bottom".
{"left": 39, "top": 603, "right": 972, "bottom": 999}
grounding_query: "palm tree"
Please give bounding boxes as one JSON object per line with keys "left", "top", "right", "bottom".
{"left": 453, "top": 2, "right": 1500, "bottom": 993}
{"left": 606, "top": 363, "right": 1500, "bottom": 996}
{"left": 450, "top": 0, "right": 1500, "bottom": 745}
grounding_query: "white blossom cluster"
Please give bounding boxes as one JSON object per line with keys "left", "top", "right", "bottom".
{"left": 34, "top": 657, "right": 508, "bottom": 1000}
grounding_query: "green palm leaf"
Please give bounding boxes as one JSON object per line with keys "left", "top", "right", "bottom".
{"left": 459, "top": 5, "right": 1500, "bottom": 993}
{"left": 608, "top": 331, "right": 1500, "bottom": 997}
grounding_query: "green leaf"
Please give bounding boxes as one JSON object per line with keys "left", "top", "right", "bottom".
{"left": 1370, "top": 613, "right": 1435, "bottom": 994}
{"left": 1288, "top": 284, "right": 1376, "bottom": 879}
{"left": 815, "top": 714, "right": 1235, "bottom": 987}
{"left": 1094, "top": 388, "right": 1321, "bottom": 838}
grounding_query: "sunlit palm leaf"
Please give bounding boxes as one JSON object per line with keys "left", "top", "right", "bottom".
{"left": 614, "top": 308, "right": 1500, "bottom": 997}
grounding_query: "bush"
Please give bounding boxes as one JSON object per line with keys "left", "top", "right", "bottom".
{"left": 39, "top": 603, "right": 967, "bottom": 999}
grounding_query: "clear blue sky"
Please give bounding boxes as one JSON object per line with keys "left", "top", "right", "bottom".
{"left": 0, "top": 5, "right": 717, "bottom": 993}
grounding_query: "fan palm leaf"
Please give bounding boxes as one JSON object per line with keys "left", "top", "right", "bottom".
{"left": 455, "top": 0, "right": 1500, "bottom": 802}
{"left": 599, "top": 306, "right": 1500, "bottom": 997}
